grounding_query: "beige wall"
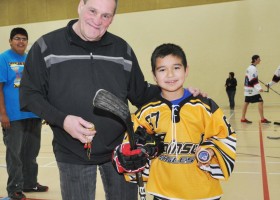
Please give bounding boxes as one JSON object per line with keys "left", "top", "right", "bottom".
{"left": 0, "top": 0, "right": 279, "bottom": 111}
{"left": 0, "top": 0, "right": 238, "bottom": 26}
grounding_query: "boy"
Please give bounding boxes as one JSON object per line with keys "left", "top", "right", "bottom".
{"left": 0, "top": 27, "right": 48, "bottom": 200}
{"left": 113, "top": 43, "right": 237, "bottom": 200}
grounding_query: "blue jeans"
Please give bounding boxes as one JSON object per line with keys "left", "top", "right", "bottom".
{"left": 57, "top": 161, "right": 138, "bottom": 200}
{"left": 2, "top": 118, "right": 42, "bottom": 196}
{"left": 226, "top": 90, "right": 236, "bottom": 109}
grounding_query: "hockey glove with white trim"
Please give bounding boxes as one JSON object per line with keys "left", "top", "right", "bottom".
{"left": 112, "top": 143, "right": 148, "bottom": 173}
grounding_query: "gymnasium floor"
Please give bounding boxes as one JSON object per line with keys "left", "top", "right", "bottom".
{"left": 0, "top": 104, "right": 280, "bottom": 200}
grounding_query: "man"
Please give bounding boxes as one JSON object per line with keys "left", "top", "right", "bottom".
{"left": 19, "top": 0, "right": 202, "bottom": 199}
{"left": 240, "top": 55, "right": 270, "bottom": 124}
{"left": 0, "top": 28, "right": 48, "bottom": 200}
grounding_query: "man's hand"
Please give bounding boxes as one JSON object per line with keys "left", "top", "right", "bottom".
{"left": 188, "top": 86, "right": 207, "bottom": 97}
{"left": 112, "top": 143, "right": 148, "bottom": 173}
{"left": 63, "top": 115, "right": 96, "bottom": 143}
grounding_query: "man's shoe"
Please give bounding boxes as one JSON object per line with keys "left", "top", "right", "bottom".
{"left": 241, "top": 119, "right": 252, "bottom": 123}
{"left": 261, "top": 118, "right": 271, "bottom": 124}
{"left": 9, "top": 192, "right": 26, "bottom": 200}
{"left": 23, "top": 183, "right": 49, "bottom": 192}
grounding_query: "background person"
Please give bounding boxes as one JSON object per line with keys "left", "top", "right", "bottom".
{"left": 0, "top": 27, "right": 48, "bottom": 200}
{"left": 267, "top": 65, "right": 280, "bottom": 87}
{"left": 225, "top": 72, "right": 237, "bottom": 110}
{"left": 241, "top": 55, "right": 270, "bottom": 124}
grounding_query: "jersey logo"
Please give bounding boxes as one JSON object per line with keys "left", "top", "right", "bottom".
{"left": 158, "top": 142, "right": 199, "bottom": 164}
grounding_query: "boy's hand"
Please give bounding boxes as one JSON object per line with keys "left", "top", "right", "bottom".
{"left": 135, "top": 126, "right": 165, "bottom": 158}
{"left": 112, "top": 143, "right": 148, "bottom": 173}
{"left": 195, "top": 147, "right": 214, "bottom": 167}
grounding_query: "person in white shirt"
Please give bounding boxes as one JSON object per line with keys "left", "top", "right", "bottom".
{"left": 241, "top": 55, "right": 271, "bottom": 124}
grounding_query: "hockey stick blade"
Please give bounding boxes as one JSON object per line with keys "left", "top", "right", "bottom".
{"left": 274, "top": 122, "right": 280, "bottom": 125}
{"left": 93, "top": 89, "right": 135, "bottom": 147}
{"left": 93, "top": 89, "right": 130, "bottom": 124}
{"left": 267, "top": 136, "right": 280, "bottom": 140}
{"left": 93, "top": 89, "right": 146, "bottom": 199}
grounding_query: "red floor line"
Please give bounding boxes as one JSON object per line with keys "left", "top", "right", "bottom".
{"left": 259, "top": 122, "right": 270, "bottom": 200}
{"left": 0, "top": 197, "right": 50, "bottom": 200}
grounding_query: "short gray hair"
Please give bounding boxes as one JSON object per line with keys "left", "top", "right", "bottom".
{"left": 83, "top": 0, "right": 118, "bottom": 14}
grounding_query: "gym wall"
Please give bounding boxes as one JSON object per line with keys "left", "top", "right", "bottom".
{"left": 0, "top": 0, "right": 279, "bottom": 112}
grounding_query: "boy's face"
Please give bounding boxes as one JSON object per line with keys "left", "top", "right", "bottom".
{"left": 9, "top": 34, "right": 28, "bottom": 55}
{"left": 153, "top": 54, "right": 188, "bottom": 96}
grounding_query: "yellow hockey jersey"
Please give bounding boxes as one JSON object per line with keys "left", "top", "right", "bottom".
{"left": 124, "top": 94, "right": 236, "bottom": 200}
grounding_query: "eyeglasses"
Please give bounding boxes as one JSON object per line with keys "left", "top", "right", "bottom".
{"left": 13, "top": 37, "right": 28, "bottom": 42}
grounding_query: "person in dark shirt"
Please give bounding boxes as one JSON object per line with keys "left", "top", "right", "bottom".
{"left": 225, "top": 72, "right": 237, "bottom": 110}
{"left": 19, "top": 0, "right": 204, "bottom": 199}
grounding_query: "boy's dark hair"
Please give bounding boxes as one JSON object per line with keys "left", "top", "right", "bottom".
{"left": 229, "top": 72, "right": 234, "bottom": 78}
{"left": 251, "top": 55, "right": 259, "bottom": 63}
{"left": 10, "top": 27, "right": 28, "bottom": 40}
{"left": 151, "top": 43, "right": 187, "bottom": 74}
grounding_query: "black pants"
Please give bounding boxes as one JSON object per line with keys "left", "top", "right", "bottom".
{"left": 3, "top": 118, "right": 42, "bottom": 196}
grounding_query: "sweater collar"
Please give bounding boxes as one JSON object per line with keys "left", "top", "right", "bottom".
{"left": 66, "top": 19, "right": 112, "bottom": 50}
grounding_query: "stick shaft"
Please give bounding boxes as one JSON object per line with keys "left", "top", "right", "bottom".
{"left": 93, "top": 89, "right": 146, "bottom": 199}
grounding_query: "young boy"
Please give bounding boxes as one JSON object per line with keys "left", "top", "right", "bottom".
{"left": 113, "top": 43, "right": 237, "bottom": 200}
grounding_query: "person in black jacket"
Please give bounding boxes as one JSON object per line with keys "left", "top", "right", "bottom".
{"left": 19, "top": 0, "right": 203, "bottom": 199}
{"left": 225, "top": 72, "right": 237, "bottom": 110}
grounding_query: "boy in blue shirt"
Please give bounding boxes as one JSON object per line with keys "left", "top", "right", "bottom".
{"left": 0, "top": 27, "right": 48, "bottom": 200}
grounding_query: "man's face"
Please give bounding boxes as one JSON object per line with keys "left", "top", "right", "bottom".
{"left": 9, "top": 34, "right": 28, "bottom": 55}
{"left": 77, "top": 0, "right": 115, "bottom": 41}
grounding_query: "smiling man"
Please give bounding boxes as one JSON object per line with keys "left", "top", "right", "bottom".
{"left": 19, "top": 0, "right": 157, "bottom": 199}
{"left": 19, "top": 0, "right": 203, "bottom": 199}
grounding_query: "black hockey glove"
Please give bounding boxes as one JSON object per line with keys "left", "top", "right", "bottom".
{"left": 135, "top": 126, "right": 165, "bottom": 158}
{"left": 112, "top": 143, "right": 148, "bottom": 173}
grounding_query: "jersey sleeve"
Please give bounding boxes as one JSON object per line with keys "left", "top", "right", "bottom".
{"left": 199, "top": 100, "right": 237, "bottom": 181}
{"left": 19, "top": 38, "right": 67, "bottom": 127}
{"left": 272, "top": 66, "right": 280, "bottom": 83}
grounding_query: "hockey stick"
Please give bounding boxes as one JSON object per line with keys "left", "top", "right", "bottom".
{"left": 259, "top": 79, "right": 280, "bottom": 95}
{"left": 93, "top": 89, "right": 146, "bottom": 200}
{"left": 267, "top": 136, "right": 280, "bottom": 139}
{"left": 267, "top": 122, "right": 280, "bottom": 139}
{"left": 258, "top": 79, "right": 269, "bottom": 92}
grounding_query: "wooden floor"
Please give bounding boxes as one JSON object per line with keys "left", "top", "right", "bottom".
{"left": 1, "top": 104, "right": 280, "bottom": 200}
